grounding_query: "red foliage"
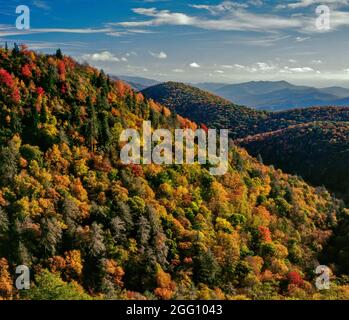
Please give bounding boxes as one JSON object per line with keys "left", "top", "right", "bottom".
{"left": 0, "top": 68, "right": 14, "bottom": 87}
{"left": 37, "top": 87, "right": 45, "bottom": 96}
{"left": 287, "top": 271, "right": 304, "bottom": 286}
{"left": 12, "top": 87, "right": 21, "bottom": 104}
{"left": 258, "top": 226, "right": 272, "bottom": 242}
{"left": 201, "top": 123, "right": 209, "bottom": 133}
{"left": 131, "top": 164, "right": 143, "bottom": 177}
{"left": 21, "top": 64, "right": 32, "bottom": 78}
{"left": 61, "top": 84, "right": 67, "bottom": 94}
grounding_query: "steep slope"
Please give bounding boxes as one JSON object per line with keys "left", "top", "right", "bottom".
{"left": 0, "top": 46, "right": 348, "bottom": 300}
{"left": 142, "top": 82, "right": 268, "bottom": 139}
{"left": 238, "top": 121, "right": 349, "bottom": 203}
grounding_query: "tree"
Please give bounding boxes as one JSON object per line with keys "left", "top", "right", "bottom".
{"left": 88, "top": 222, "right": 106, "bottom": 258}
{"left": 62, "top": 197, "right": 81, "bottom": 236}
{"left": 0, "top": 258, "right": 13, "bottom": 299}
{"left": 0, "top": 207, "right": 9, "bottom": 236}
{"left": 12, "top": 42, "right": 19, "bottom": 55}
{"left": 56, "top": 49, "right": 63, "bottom": 59}
{"left": 137, "top": 215, "right": 151, "bottom": 253}
{"left": 23, "top": 270, "right": 91, "bottom": 300}
{"left": 0, "top": 145, "right": 18, "bottom": 187}
{"left": 86, "top": 97, "right": 99, "bottom": 151}
{"left": 194, "top": 248, "right": 220, "bottom": 286}
{"left": 110, "top": 216, "right": 126, "bottom": 243}
{"left": 40, "top": 217, "right": 62, "bottom": 257}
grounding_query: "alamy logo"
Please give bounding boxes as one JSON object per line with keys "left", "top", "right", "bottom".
{"left": 16, "top": 5, "right": 30, "bottom": 30}
{"left": 15, "top": 265, "right": 30, "bottom": 290}
{"left": 315, "top": 5, "right": 330, "bottom": 31}
{"left": 315, "top": 265, "right": 330, "bottom": 290}
{"left": 120, "top": 121, "right": 229, "bottom": 176}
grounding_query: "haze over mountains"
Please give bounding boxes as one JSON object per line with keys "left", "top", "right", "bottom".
{"left": 119, "top": 75, "right": 349, "bottom": 111}
{"left": 205, "top": 81, "right": 349, "bottom": 111}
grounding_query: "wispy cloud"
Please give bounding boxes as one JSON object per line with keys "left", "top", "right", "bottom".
{"left": 281, "top": 66, "right": 315, "bottom": 73}
{"left": 221, "top": 61, "right": 319, "bottom": 74}
{"left": 114, "top": 7, "right": 302, "bottom": 32}
{"left": 33, "top": 0, "right": 51, "bottom": 10}
{"left": 0, "top": 25, "right": 112, "bottom": 37}
{"left": 81, "top": 51, "right": 120, "bottom": 63}
{"left": 149, "top": 51, "right": 167, "bottom": 59}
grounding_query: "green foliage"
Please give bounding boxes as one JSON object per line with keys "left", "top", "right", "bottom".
{"left": 23, "top": 270, "right": 91, "bottom": 300}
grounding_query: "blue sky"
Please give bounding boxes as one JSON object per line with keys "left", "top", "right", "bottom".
{"left": 1, "top": 0, "right": 349, "bottom": 86}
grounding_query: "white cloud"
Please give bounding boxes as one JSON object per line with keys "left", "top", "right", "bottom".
{"left": 256, "top": 62, "right": 276, "bottom": 71}
{"left": 149, "top": 51, "right": 168, "bottom": 59}
{"left": 115, "top": 8, "right": 194, "bottom": 27}
{"left": 228, "top": 62, "right": 275, "bottom": 73}
{"left": 289, "top": 59, "right": 297, "bottom": 63}
{"left": 190, "top": 62, "right": 201, "bottom": 68}
{"left": 281, "top": 66, "right": 315, "bottom": 73}
{"left": 215, "top": 70, "right": 225, "bottom": 74}
{"left": 311, "top": 59, "right": 322, "bottom": 64}
{"left": 191, "top": 1, "right": 248, "bottom": 15}
{"left": 81, "top": 51, "right": 120, "bottom": 62}
{"left": 221, "top": 61, "right": 319, "bottom": 75}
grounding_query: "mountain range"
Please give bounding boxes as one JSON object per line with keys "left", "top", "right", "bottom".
{"left": 119, "top": 75, "right": 349, "bottom": 111}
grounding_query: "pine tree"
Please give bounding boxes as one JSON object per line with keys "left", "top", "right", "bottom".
{"left": 12, "top": 43, "right": 20, "bottom": 55}
{"left": 56, "top": 48, "right": 63, "bottom": 59}
{"left": 86, "top": 97, "right": 98, "bottom": 151}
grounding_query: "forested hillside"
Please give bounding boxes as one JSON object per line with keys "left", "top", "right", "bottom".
{"left": 238, "top": 121, "right": 349, "bottom": 202}
{"left": 0, "top": 46, "right": 349, "bottom": 300}
{"left": 142, "top": 82, "right": 268, "bottom": 139}
{"left": 142, "top": 82, "right": 349, "bottom": 139}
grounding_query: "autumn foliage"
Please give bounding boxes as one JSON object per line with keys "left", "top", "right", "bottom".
{"left": 0, "top": 46, "right": 348, "bottom": 301}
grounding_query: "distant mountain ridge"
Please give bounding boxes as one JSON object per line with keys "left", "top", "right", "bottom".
{"left": 127, "top": 76, "right": 349, "bottom": 111}
{"left": 208, "top": 81, "right": 349, "bottom": 111}
{"left": 111, "top": 75, "right": 160, "bottom": 91}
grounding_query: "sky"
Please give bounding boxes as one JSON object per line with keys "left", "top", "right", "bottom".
{"left": 1, "top": 0, "right": 349, "bottom": 87}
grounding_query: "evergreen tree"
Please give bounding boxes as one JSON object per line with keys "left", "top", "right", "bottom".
{"left": 12, "top": 43, "right": 20, "bottom": 56}
{"left": 86, "top": 97, "right": 98, "bottom": 151}
{"left": 56, "top": 48, "right": 63, "bottom": 59}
